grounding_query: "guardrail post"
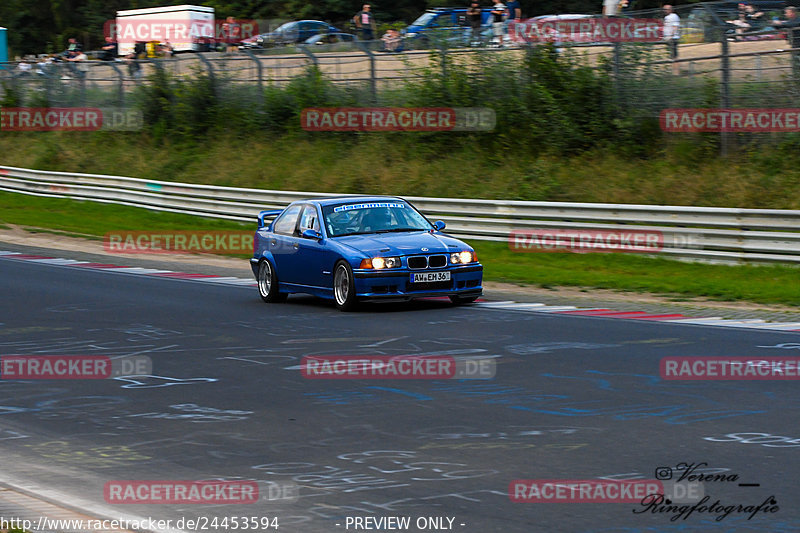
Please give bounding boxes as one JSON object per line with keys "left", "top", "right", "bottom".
{"left": 107, "top": 61, "right": 126, "bottom": 106}
{"left": 297, "top": 44, "right": 319, "bottom": 68}
{"left": 356, "top": 41, "right": 377, "bottom": 104}
{"left": 241, "top": 49, "right": 263, "bottom": 94}
{"left": 720, "top": 36, "right": 731, "bottom": 157}
{"left": 755, "top": 54, "right": 762, "bottom": 82}
{"left": 612, "top": 42, "right": 621, "bottom": 108}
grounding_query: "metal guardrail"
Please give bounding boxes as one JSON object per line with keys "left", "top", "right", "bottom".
{"left": 1, "top": 164, "right": 799, "bottom": 264}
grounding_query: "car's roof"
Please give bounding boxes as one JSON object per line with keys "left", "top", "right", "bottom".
{"left": 300, "top": 196, "right": 405, "bottom": 207}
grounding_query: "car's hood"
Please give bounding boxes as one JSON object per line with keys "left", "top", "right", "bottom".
{"left": 336, "top": 231, "right": 467, "bottom": 257}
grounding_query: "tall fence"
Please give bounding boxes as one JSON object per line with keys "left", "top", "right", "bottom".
{"left": 2, "top": 164, "right": 800, "bottom": 265}
{"left": 2, "top": 9, "right": 800, "bottom": 113}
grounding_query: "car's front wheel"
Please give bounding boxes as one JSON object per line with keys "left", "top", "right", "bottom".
{"left": 257, "top": 259, "right": 287, "bottom": 303}
{"left": 333, "top": 260, "right": 358, "bottom": 311}
{"left": 449, "top": 295, "right": 478, "bottom": 305}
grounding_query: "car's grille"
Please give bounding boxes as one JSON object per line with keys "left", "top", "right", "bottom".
{"left": 408, "top": 256, "right": 428, "bottom": 269}
{"left": 407, "top": 254, "right": 447, "bottom": 269}
{"left": 428, "top": 255, "right": 447, "bottom": 268}
{"left": 407, "top": 281, "right": 452, "bottom": 292}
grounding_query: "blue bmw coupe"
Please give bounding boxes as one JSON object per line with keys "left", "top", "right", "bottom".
{"left": 250, "top": 196, "right": 483, "bottom": 311}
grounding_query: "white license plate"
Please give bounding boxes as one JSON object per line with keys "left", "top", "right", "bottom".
{"left": 411, "top": 271, "right": 451, "bottom": 283}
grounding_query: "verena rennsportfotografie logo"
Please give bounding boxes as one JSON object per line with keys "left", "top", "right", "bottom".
{"left": 661, "top": 357, "right": 800, "bottom": 380}
{"left": 104, "top": 19, "right": 260, "bottom": 45}
{"left": 1, "top": 108, "right": 143, "bottom": 132}
{"left": 301, "top": 108, "right": 495, "bottom": 132}
{"left": 104, "top": 481, "right": 258, "bottom": 504}
{"left": 661, "top": 109, "right": 800, "bottom": 132}
{"left": 509, "top": 18, "right": 663, "bottom": 43}
{"left": 300, "top": 355, "right": 496, "bottom": 379}
{"left": 509, "top": 479, "right": 663, "bottom": 503}
{"left": 509, "top": 229, "right": 663, "bottom": 253}
{"left": 0, "top": 355, "right": 152, "bottom": 379}
{"left": 104, "top": 231, "right": 254, "bottom": 255}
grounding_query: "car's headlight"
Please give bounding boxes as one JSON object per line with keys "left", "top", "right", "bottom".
{"left": 450, "top": 251, "right": 476, "bottom": 264}
{"left": 360, "top": 256, "right": 402, "bottom": 269}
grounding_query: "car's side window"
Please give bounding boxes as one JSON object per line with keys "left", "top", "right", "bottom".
{"left": 273, "top": 204, "right": 302, "bottom": 235}
{"left": 299, "top": 205, "right": 320, "bottom": 233}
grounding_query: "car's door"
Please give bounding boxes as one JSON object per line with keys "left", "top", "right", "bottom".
{"left": 293, "top": 204, "right": 329, "bottom": 289}
{"left": 269, "top": 203, "right": 302, "bottom": 283}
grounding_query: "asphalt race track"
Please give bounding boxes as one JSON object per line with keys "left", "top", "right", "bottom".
{"left": 1, "top": 251, "right": 800, "bottom": 533}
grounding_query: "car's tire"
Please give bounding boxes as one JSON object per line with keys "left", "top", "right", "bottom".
{"left": 333, "top": 260, "right": 358, "bottom": 311}
{"left": 257, "top": 259, "right": 287, "bottom": 303}
{"left": 449, "top": 295, "right": 478, "bottom": 305}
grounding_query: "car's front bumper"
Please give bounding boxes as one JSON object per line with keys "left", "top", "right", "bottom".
{"left": 353, "top": 264, "right": 483, "bottom": 302}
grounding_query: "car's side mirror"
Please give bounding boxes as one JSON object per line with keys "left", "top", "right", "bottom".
{"left": 433, "top": 220, "right": 446, "bottom": 231}
{"left": 301, "top": 228, "right": 322, "bottom": 240}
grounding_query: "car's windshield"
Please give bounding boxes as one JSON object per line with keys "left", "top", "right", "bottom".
{"left": 410, "top": 12, "right": 437, "bottom": 27}
{"left": 273, "top": 22, "right": 297, "bottom": 33}
{"left": 322, "top": 201, "right": 432, "bottom": 237}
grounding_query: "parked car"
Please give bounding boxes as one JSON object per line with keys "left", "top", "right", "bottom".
{"left": 251, "top": 197, "right": 483, "bottom": 311}
{"left": 304, "top": 32, "right": 359, "bottom": 50}
{"left": 241, "top": 20, "right": 343, "bottom": 48}
{"left": 404, "top": 7, "right": 494, "bottom": 44}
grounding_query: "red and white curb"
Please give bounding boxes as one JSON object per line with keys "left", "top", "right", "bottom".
{"left": 0, "top": 250, "right": 257, "bottom": 287}
{"left": 3, "top": 250, "right": 799, "bottom": 332}
{"left": 474, "top": 301, "right": 800, "bottom": 332}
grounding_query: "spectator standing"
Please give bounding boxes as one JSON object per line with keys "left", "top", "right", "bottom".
{"left": 505, "top": 0, "right": 521, "bottom": 40}
{"left": 491, "top": 1, "right": 507, "bottom": 47}
{"left": 663, "top": 4, "right": 680, "bottom": 73}
{"left": 506, "top": 0, "right": 521, "bottom": 21}
{"left": 603, "top": 0, "right": 618, "bottom": 17}
{"left": 467, "top": 2, "right": 484, "bottom": 46}
{"left": 222, "top": 16, "right": 241, "bottom": 51}
{"left": 100, "top": 36, "right": 117, "bottom": 61}
{"left": 353, "top": 4, "right": 377, "bottom": 41}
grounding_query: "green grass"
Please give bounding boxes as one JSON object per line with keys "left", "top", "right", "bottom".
{"left": 1, "top": 133, "right": 800, "bottom": 208}
{"left": 0, "top": 192, "right": 250, "bottom": 237}
{"left": 1, "top": 192, "right": 798, "bottom": 307}
{"left": 474, "top": 241, "right": 800, "bottom": 306}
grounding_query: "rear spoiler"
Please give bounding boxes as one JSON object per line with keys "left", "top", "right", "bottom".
{"left": 257, "top": 209, "right": 283, "bottom": 228}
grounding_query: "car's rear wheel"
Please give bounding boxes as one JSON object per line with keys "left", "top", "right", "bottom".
{"left": 257, "top": 259, "right": 287, "bottom": 303}
{"left": 449, "top": 295, "right": 478, "bottom": 305}
{"left": 333, "top": 260, "right": 358, "bottom": 311}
